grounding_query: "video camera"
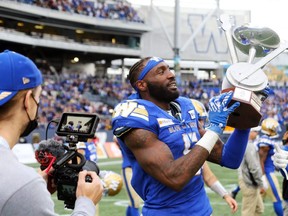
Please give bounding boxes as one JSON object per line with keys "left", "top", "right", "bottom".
{"left": 36, "top": 112, "right": 100, "bottom": 209}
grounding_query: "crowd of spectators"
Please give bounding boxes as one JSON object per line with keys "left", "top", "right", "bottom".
{"left": 17, "top": 0, "right": 144, "bottom": 23}
{"left": 37, "top": 74, "right": 288, "bottom": 133}
{"left": 39, "top": 74, "right": 115, "bottom": 131}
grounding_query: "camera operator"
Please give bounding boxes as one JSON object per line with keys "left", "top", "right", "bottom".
{"left": 0, "top": 50, "right": 103, "bottom": 215}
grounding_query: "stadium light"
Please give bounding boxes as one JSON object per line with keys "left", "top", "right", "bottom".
{"left": 75, "top": 29, "right": 84, "bottom": 34}
{"left": 17, "top": 22, "right": 24, "bottom": 27}
{"left": 34, "top": 25, "right": 44, "bottom": 30}
{"left": 71, "top": 57, "right": 79, "bottom": 63}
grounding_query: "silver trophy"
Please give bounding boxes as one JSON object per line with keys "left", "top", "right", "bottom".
{"left": 219, "top": 14, "right": 287, "bottom": 129}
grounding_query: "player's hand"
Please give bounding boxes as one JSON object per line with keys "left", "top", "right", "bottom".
{"left": 256, "top": 83, "right": 271, "bottom": 102}
{"left": 206, "top": 91, "right": 240, "bottom": 135}
{"left": 260, "top": 187, "right": 266, "bottom": 195}
{"left": 223, "top": 194, "right": 238, "bottom": 214}
{"left": 38, "top": 167, "right": 57, "bottom": 194}
{"left": 76, "top": 170, "right": 103, "bottom": 205}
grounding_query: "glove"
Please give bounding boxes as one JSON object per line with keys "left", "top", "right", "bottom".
{"left": 206, "top": 91, "right": 240, "bottom": 135}
{"left": 273, "top": 142, "right": 288, "bottom": 180}
{"left": 273, "top": 143, "right": 288, "bottom": 169}
{"left": 256, "top": 83, "right": 271, "bottom": 102}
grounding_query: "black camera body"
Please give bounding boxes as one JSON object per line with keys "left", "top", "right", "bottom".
{"left": 53, "top": 112, "right": 100, "bottom": 209}
{"left": 53, "top": 150, "right": 100, "bottom": 209}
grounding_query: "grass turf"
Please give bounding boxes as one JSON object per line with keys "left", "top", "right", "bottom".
{"left": 29, "top": 158, "right": 282, "bottom": 216}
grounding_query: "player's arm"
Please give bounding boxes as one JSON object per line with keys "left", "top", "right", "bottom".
{"left": 202, "top": 162, "right": 238, "bottom": 213}
{"left": 195, "top": 92, "right": 249, "bottom": 168}
{"left": 122, "top": 128, "right": 211, "bottom": 191}
{"left": 202, "top": 162, "right": 228, "bottom": 198}
{"left": 202, "top": 162, "right": 218, "bottom": 186}
{"left": 199, "top": 125, "right": 250, "bottom": 168}
{"left": 199, "top": 125, "right": 223, "bottom": 164}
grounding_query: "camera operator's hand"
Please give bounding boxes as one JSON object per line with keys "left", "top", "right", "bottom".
{"left": 76, "top": 170, "right": 103, "bottom": 205}
{"left": 38, "top": 167, "right": 57, "bottom": 194}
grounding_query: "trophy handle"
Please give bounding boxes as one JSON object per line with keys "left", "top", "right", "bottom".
{"left": 219, "top": 14, "right": 239, "bottom": 63}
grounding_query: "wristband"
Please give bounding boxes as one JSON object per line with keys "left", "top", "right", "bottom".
{"left": 210, "top": 180, "right": 228, "bottom": 198}
{"left": 195, "top": 130, "right": 219, "bottom": 153}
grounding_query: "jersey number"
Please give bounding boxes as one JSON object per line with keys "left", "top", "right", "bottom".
{"left": 183, "top": 133, "right": 202, "bottom": 175}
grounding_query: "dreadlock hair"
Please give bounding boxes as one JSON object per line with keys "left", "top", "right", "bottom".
{"left": 127, "top": 57, "right": 151, "bottom": 89}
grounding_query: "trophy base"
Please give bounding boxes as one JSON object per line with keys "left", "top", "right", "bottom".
{"left": 221, "top": 87, "right": 262, "bottom": 130}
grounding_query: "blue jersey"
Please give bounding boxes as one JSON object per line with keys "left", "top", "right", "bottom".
{"left": 112, "top": 97, "right": 212, "bottom": 216}
{"left": 78, "top": 141, "right": 98, "bottom": 163}
{"left": 121, "top": 145, "right": 132, "bottom": 169}
{"left": 257, "top": 134, "right": 281, "bottom": 173}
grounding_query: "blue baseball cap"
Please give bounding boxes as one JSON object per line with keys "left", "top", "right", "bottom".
{"left": 0, "top": 50, "right": 42, "bottom": 106}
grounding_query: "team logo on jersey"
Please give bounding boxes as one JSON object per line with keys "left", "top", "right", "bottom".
{"left": 157, "top": 118, "right": 174, "bottom": 127}
{"left": 131, "top": 107, "right": 149, "bottom": 121}
{"left": 188, "top": 110, "right": 196, "bottom": 120}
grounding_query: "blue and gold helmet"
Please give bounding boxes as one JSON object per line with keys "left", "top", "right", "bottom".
{"left": 261, "top": 118, "right": 281, "bottom": 137}
{"left": 191, "top": 99, "right": 208, "bottom": 126}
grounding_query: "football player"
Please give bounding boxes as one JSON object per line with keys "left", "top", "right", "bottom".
{"left": 114, "top": 136, "right": 142, "bottom": 216}
{"left": 258, "top": 117, "right": 283, "bottom": 216}
{"left": 112, "top": 57, "right": 257, "bottom": 215}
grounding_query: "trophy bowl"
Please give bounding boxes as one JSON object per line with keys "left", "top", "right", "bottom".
{"left": 232, "top": 24, "right": 280, "bottom": 58}
{"left": 221, "top": 24, "right": 280, "bottom": 129}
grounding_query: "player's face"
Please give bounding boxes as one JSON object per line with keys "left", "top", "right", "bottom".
{"left": 145, "top": 62, "right": 179, "bottom": 102}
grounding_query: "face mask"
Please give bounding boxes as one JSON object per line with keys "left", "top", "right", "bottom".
{"left": 21, "top": 95, "right": 39, "bottom": 137}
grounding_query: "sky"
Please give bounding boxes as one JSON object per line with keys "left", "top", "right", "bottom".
{"left": 128, "top": 0, "right": 288, "bottom": 40}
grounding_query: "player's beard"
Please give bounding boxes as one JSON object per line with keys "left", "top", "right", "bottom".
{"left": 147, "top": 81, "right": 179, "bottom": 103}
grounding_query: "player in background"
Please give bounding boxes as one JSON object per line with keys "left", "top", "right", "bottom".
{"left": 202, "top": 162, "right": 238, "bottom": 213}
{"left": 114, "top": 136, "right": 142, "bottom": 216}
{"left": 77, "top": 135, "right": 98, "bottom": 164}
{"left": 77, "top": 135, "right": 123, "bottom": 216}
{"left": 258, "top": 117, "right": 283, "bottom": 216}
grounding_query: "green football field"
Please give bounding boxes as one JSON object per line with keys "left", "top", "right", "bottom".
{"left": 30, "top": 158, "right": 282, "bottom": 216}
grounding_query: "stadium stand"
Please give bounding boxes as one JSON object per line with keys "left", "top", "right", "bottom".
{"left": 17, "top": 0, "right": 144, "bottom": 23}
